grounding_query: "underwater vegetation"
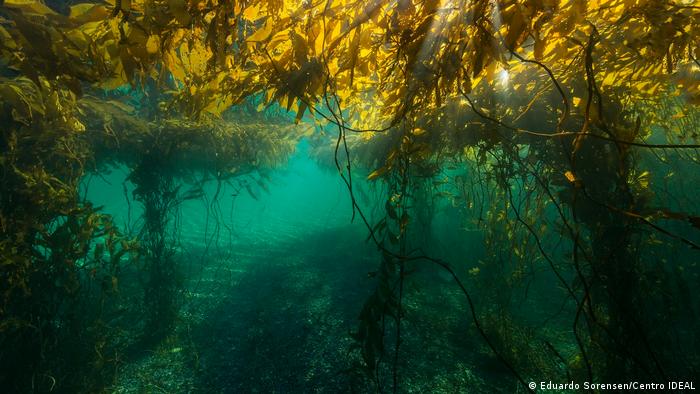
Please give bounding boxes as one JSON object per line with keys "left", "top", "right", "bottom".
{"left": 1, "top": 0, "right": 700, "bottom": 392}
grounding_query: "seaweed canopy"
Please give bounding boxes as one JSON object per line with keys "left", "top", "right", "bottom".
{"left": 1, "top": 0, "right": 700, "bottom": 392}
{"left": 79, "top": 96, "right": 301, "bottom": 178}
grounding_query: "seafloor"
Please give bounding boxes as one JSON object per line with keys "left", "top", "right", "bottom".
{"left": 86, "top": 146, "right": 513, "bottom": 393}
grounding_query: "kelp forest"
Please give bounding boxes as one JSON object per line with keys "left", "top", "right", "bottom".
{"left": 1, "top": 0, "right": 699, "bottom": 392}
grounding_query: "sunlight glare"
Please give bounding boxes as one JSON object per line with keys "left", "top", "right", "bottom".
{"left": 499, "top": 68, "right": 510, "bottom": 85}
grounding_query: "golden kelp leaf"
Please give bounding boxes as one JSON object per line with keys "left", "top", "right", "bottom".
{"left": 64, "top": 29, "right": 89, "bottom": 54}
{"left": 146, "top": 35, "right": 160, "bottom": 54}
{"left": 101, "top": 61, "right": 128, "bottom": 90}
{"left": 125, "top": 26, "right": 150, "bottom": 62}
{"left": 3, "top": 0, "right": 56, "bottom": 15}
{"left": 601, "top": 72, "right": 617, "bottom": 87}
{"left": 247, "top": 19, "right": 273, "bottom": 42}
{"left": 636, "top": 171, "right": 650, "bottom": 188}
{"left": 534, "top": 35, "right": 545, "bottom": 61}
{"left": 242, "top": 3, "right": 262, "bottom": 21}
{"left": 671, "top": 109, "right": 686, "bottom": 119}
{"left": 164, "top": 51, "right": 186, "bottom": 81}
{"left": 69, "top": 3, "right": 109, "bottom": 21}
{"left": 542, "top": 39, "right": 563, "bottom": 59}
{"left": 367, "top": 165, "right": 389, "bottom": 180}
{"left": 503, "top": 6, "right": 527, "bottom": 49}
{"left": 0, "top": 26, "right": 16, "bottom": 49}
{"left": 411, "top": 127, "right": 426, "bottom": 136}
{"left": 120, "top": 0, "right": 131, "bottom": 13}
{"left": 291, "top": 31, "right": 308, "bottom": 65}
{"left": 314, "top": 24, "right": 326, "bottom": 55}
{"left": 564, "top": 170, "right": 576, "bottom": 183}
{"left": 69, "top": 3, "right": 94, "bottom": 17}
{"left": 269, "top": 28, "right": 292, "bottom": 49}
{"left": 69, "top": 118, "right": 86, "bottom": 132}
{"left": 4, "top": 0, "right": 39, "bottom": 4}
{"left": 180, "top": 36, "right": 212, "bottom": 76}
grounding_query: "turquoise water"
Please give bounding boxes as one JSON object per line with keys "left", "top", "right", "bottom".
{"left": 15, "top": 125, "right": 696, "bottom": 393}
{"left": 84, "top": 141, "right": 372, "bottom": 257}
{"left": 78, "top": 139, "right": 502, "bottom": 392}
